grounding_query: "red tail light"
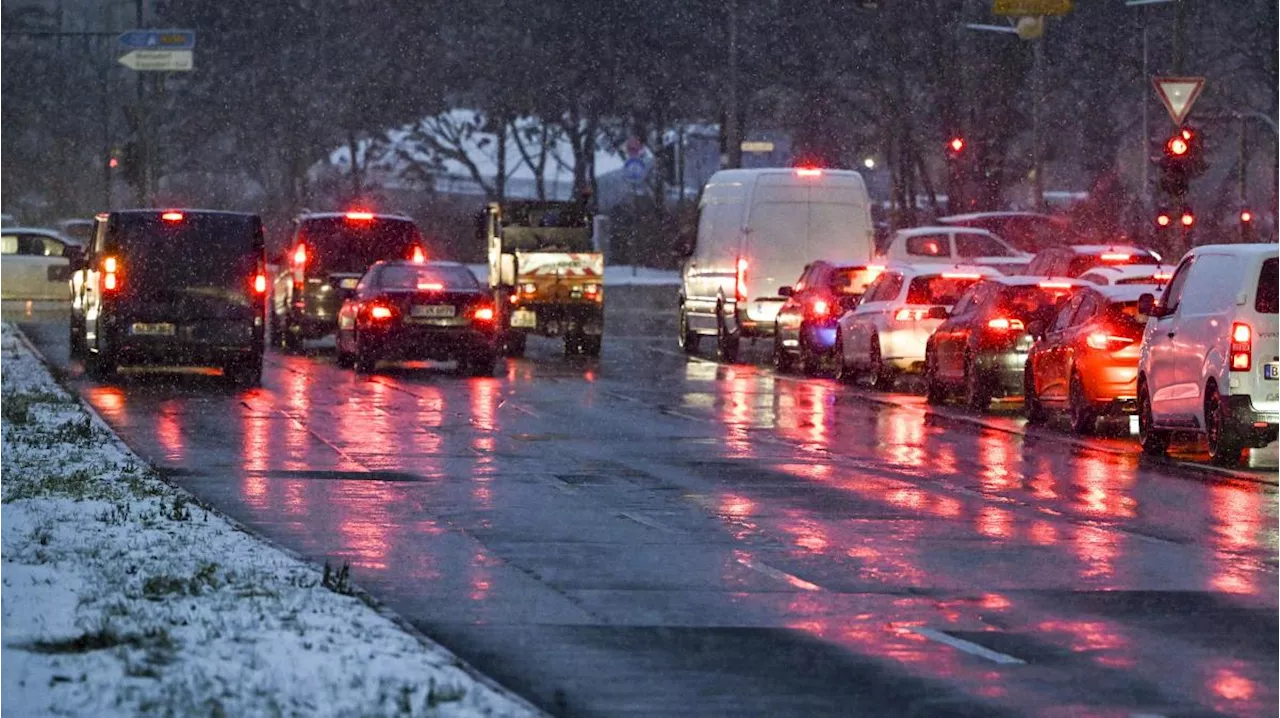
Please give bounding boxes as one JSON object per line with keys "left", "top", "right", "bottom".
{"left": 895, "top": 308, "right": 927, "bottom": 321}
{"left": 161, "top": 211, "right": 184, "bottom": 222}
{"left": 102, "top": 256, "right": 120, "bottom": 292}
{"left": 1100, "top": 253, "right": 1131, "bottom": 262}
{"left": 411, "top": 246, "right": 426, "bottom": 263}
{"left": 293, "top": 244, "right": 307, "bottom": 267}
{"left": 345, "top": 211, "right": 375, "bottom": 221}
{"left": 254, "top": 274, "right": 267, "bottom": 294}
{"left": 369, "top": 305, "right": 393, "bottom": 320}
{"left": 811, "top": 299, "right": 830, "bottom": 317}
{"left": 736, "top": 258, "right": 748, "bottom": 302}
{"left": 795, "top": 167, "right": 823, "bottom": 178}
{"left": 1231, "top": 322, "right": 1252, "bottom": 371}
{"left": 942, "top": 273, "right": 982, "bottom": 280}
{"left": 417, "top": 282, "right": 444, "bottom": 291}
{"left": 473, "top": 306, "right": 495, "bottom": 322}
{"left": 1086, "top": 332, "right": 1133, "bottom": 351}
{"left": 1038, "top": 281, "right": 1073, "bottom": 290}
{"left": 987, "top": 317, "right": 1025, "bottom": 332}
{"left": 1180, "top": 212, "right": 1195, "bottom": 227}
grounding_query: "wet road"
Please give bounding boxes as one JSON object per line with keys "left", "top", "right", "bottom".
{"left": 14, "top": 298, "right": 1279, "bottom": 718}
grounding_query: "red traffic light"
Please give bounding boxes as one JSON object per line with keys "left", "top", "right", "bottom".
{"left": 1156, "top": 213, "right": 1171, "bottom": 227}
{"left": 1241, "top": 210, "right": 1253, "bottom": 223}
{"left": 948, "top": 137, "right": 965, "bottom": 153}
{"left": 1180, "top": 211, "right": 1195, "bottom": 227}
{"left": 1166, "top": 136, "right": 1189, "bottom": 157}
{"left": 108, "top": 157, "right": 119, "bottom": 169}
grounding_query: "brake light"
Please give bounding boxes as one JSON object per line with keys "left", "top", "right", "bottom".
{"left": 811, "top": 299, "right": 830, "bottom": 317}
{"left": 254, "top": 274, "right": 267, "bottom": 294}
{"left": 1086, "top": 332, "right": 1133, "bottom": 351}
{"left": 345, "top": 211, "right": 375, "bottom": 221}
{"left": 293, "top": 244, "right": 307, "bottom": 267}
{"left": 1152, "top": 272, "right": 1172, "bottom": 282}
{"left": 1038, "top": 281, "right": 1073, "bottom": 289}
{"left": 369, "top": 305, "right": 393, "bottom": 320}
{"left": 411, "top": 246, "right": 426, "bottom": 263}
{"left": 736, "top": 257, "right": 748, "bottom": 302}
{"left": 417, "top": 282, "right": 444, "bottom": 291}
{"left": 1230, "top": 322, "right": 1251, "bottom": 371}
{"left": 102, "top": 256, "right": 119, "bottom": 292}
{"left": 1100, "top": 252, "right": 1130, "bottom": 262}
{"left": 584, "top": 283, "right": 602, "bottom": 302}
{"left": 473, "top": 306, "right": 495, "bottom": 322}
{"left": 895, "top": 308, "right": 927, "bottom": 321}
{"left": 795, "top": 167, "right": 823, "bottom": 178}
{"left": 942, "top": 273, "right": 981, "bottom": 280}
{"left": 987, "top": 317, "right": 1025, "bottom": 332}
{"left": 161, "top": 211, "right": 184, "bottom": 222}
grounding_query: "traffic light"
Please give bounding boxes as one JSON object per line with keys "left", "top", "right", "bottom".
{"left": 946, "top": 136, "right": 965, "bottom": 158}
{"left": 1241, "top": 208, "right": 1255, "bottom": 240}
{"left": 1158, "top": 127, "right": 1206, "bottom": 205}
{"left": 944, "top": 136, "right": 967, "bottom": 213}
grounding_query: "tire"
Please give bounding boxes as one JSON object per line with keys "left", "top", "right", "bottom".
{"left": 68, "top": 320, "right": 86, "bottom": 360}
{"left": 799, "top": 335, "right": 822, "bottom": 376}
{"left": 583, "top": 334, "right": 602, "bottom": 358}
{"left": 335, "top": 348, "right": 355, "bottom": 369}
{"left": 85, "top": 350, "right": 118, "bottom": 381}
{"left": 678, "top": 307, "right": 700, "bottom": 355}
{"left": 716, "top": 308, "right": 739, "bottom": 364}
{"left": 773, "top": 332, "right": 796, "bottom": 374}
{"left": 1068, "top": 371, "right": 1096, "bottom": 435}
{"left": 963, "top": 355, "right": 991, "bottom": 412}
{"left": 355, "top": 340, "right": 377, "bottom": 374}
{"left": 1024, "top": 363, "right": 1048, "bottom": 424}
{"left": 867, "top": 335, "right": 894, "bottom": 391}
{"left": 225, "top": 355, "right": 263, "bottom": 387}
{"left": 281, "top": 321, "right": 303, "bottom": 353}
{"left": 502, "top": 332, "right": 526, "bottom": 357}
{"left": 1205, "top": 389, "right": 1245, "bottom": 466}
{"left": 1137, "top": 380, "right": 1170, "bottom": 457}
{"left": 834, "top": 332, "right": 855, "bottom": 385}
{"left": 924, "top": 346, "right": 947, "bottom": 405}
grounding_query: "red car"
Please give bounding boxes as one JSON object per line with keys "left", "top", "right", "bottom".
{"left": 336, "top": 260, "right": 499, "bottom": 375}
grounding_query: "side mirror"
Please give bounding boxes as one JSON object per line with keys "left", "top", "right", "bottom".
{"left": 1137, "top": 293, "right": 1157, "bottom": 318}
{"left": 1026, "top": 319, "right": 1046, "bottom": 339}
{"left": 926, "top": 306, "right": 949, "bottom": 320}
{"left": 778, "top": 286, "right": 794, "bottom": 298}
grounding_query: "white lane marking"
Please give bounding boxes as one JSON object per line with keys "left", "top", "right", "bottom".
{"left": 736, "top": 557, "right": 822, "bottom": 592}
{"left": 902, "top": 627, "right": 1026, "bottom": 665}
{"left": 619, "top": 512, "right": 676, "bottom": 533}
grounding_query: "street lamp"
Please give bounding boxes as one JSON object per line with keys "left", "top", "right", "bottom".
{"left": 863, "top": 158, "right": 876, "bottom": 169}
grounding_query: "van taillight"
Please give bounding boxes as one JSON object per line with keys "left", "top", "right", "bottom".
{"left": 102, "top": 256, "right": 120, "bottom": 292}
{"left": 736, "top": 258, "right": 748, "bottom": 302}
{"left": 1230, "top": 322, "right": 1252, "bottom": 371}
{"left": 254, "top": 274, "right": 267, "bottom": 294}
{"left": 293, "top": 244, "right": 307, "bottom": 267}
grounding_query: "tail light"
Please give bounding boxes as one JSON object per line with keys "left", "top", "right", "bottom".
{"left": 416, "top": 282, "right": 444, "bottom": 291}
{"left": 293, "top": 244, "right": 307, "bottom": 268}
{"left": 345, "top": 211, "right": 375, "bottom": 221}
{"left": 253, "top": 273, "right": 268, "bottom": 294}
{"left": 1230, "top": 322, "right": 1252, "bottom": 371}
{"left": 369, "top": 305, "right": 393, "bottom": 320}
{"left": 411, "top": 246, "right": 426, "bottom": 264}
{"left": 1100, "top": 252, "right": 1131, "bottom": 262}
{"left": 161, "top": 211, "right": 184, "bottom": 222}
{"left": 811, "top": 298, "right": 830, "bottom": 318}
{"left": 584, "top": 283, "right": 601, "bottom": 302}
{"left": 795, "top": 167, "right": 823, "bottom": 178}
{"left": 987, "top": 317, "right": 1025, "bottom": 332}
{"left": 942, "top": 273, "right": 982, "bottom": 280}
{"left": 894, "top": 308, "right": 928, "bottom": 321}
{"left": 1152, "top": 272, "right": 1172, "bottom": 282}
{"left": 472, "top": 305, "right": 495, "bottom": 322}
{"left": 1086, "top": 332, "right": 1134, "bottom": 351}
{"left": 1038, "top": 281, "right": 1073, "bottom": 290}
{"left": 736, "top": 258, "right": 748, "bottom": 302}
{"left": 102, "top": 256, "right": 120, "bottom": 292}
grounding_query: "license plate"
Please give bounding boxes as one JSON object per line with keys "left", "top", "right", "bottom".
{"left": 130, "top": 322, "right": 175, "bottom": 336}
{"left": 511, "top": 309, "right": 537, "bottom": 328}
{"left": 1266, "top": 362, "right": 1279, "bottom": 380}
{"left": 411, "top": 304, "right": 455, "bottom": 318}
{"left": 339, "top": 278, "right": 359, "bottom": 289}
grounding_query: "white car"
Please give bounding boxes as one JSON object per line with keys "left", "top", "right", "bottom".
{"left": 876, "top": 226, "right": 1030, "bottom": 275}
{"left": 1077, "top": 264, "right": 1173, "bottom": 287}
{"left": 1, "top": 227, "right": 76, "bottom": 300}
{"left": 834, "top": 263, "right": 1000, "bottom": 387}
{"left": 1137, "top": 243, "right": 1279, "bottom": 465}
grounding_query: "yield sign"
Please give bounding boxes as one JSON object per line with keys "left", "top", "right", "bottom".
{"left": 1153, "top": 76, "right": 1205, "bottom": 126}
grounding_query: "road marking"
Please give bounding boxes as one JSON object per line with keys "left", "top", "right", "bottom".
{"left": 902, "top": 627, "right": 1026, "bottom": 665}
{"left": 619, "top": 512, "right": 676, "bottom": 533}
{"left": 736, "top": 556, "right": 822, "bottom": 592}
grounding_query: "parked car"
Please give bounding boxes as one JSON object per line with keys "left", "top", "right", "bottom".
{"left": 1022, "top": 245, "right": 1162, "bottom": 279}
{"left": 772, "top": 261, "right": 880, "bottom": 374}
{"left": 272, "top": 211, "right": 430, "bottom": 350}
{"left": 833, "top": 263, "right": 999, "bottom": 387}
{"left": 1, "top": 227, "right": 78, "bottom": 300}
{"left": 1024, "top": 284, "right": 1152, "bottom": 433}
{"left": 75, "top": 209, "right": 267, "bottom": 385}
{"left": 924, "top": 276, "right": 1084, "bottom": 409}
{"left": 335, "top": 260, "right": 499, "bottom": 376}
{"left": 1136, "top": 243, "right": 1279, "bottom": 465}
{"left": 678, "top": 167, "right": 876, "bottom": 362}
{"left": 935, "top": 211, "right": 1076, "bottom": 254}
{"left": 56, "top": 218, "right": 95, "bottom": 246}
{"left": 877, "top": 226, "right": 1030, "bottom": 275}
{"left": 1076, "top": 264, "right": 1173, "bottom": 287}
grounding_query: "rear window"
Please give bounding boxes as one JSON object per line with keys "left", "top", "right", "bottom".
{"left": 905, "top": 275, "right": 981, "bottom": 305}
{"left": 829, "top": 267, "right": 879, "bottom": 296}
{"left": 1257, "top": 258, "right": 1278, "bottom": 314}
{"left": 906, "top": 235, "right": 949, "bottom": 258}
{"left": 109, "top": 213, "right": 260, "bottom": 292}
{"left": 299, "top": 217, "right": 424, "bottom": 274}
{"left": 1067, "top": 251, "right": 1159, "bottom": 277}
{"left": 1108, "top": 300, "right": 1149, "bottom": 327}
{"left": 376, "top": 264, "right": 479, "bottom": 290}
{"left": 996, "top": 285, "right": 1061, "bottom": 322}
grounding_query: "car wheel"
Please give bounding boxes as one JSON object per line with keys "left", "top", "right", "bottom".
{"left": 716, "top": 307, "right": 739, "bottom": 364}
{"left": 85, "top": 349, "right": 118, "bottom": 381}
{"left": 799, "top": 334, "right": 822, "bottom": 376}
{"left": 1205, "top": 388, "right": 1245, "bottom": 466}
{"left": 281, "top": 321, "right": 303, "bottom": 353}
{"left": 68, "top": 320, "right": 86, "bottom": 360}
{"left": 868, "top": 335, "right": 894, "bottom": 390}
{"left": 503, "top": 332, "right": 526, "bottom": 357}
{"left": 678, "top": 307, "right": 700, "bottom": 355}
{"left": 772, "top": 330, "right": 794, "bottom": 373}
{"left": 1068, "top": 371, "right": 1096, "bottom": 435}
{"left": 1024, "top": 363, "right": 1048, "bottom": 424}
{"left": 1137, "top": 380, "right": 1170, "bottom": 457}
{"left": 354, "top": 338, "right": 377, "bottom": 374}
{"left": 963, "top": 355, "right": 991, "bottom": 411}
{"left": 834, "top": 332, "right": 855, "bottom": 385}
{"left": 583, "top": 334, "right": 602, "bottom": 358}
{"left": 924, "top": 346, "right": 946, "bottom": 405}
{"left": 335, "top": 347, "right": 355, "bottom": 369}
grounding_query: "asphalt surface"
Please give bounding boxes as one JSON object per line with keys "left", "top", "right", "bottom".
{"left": 9, "top": 294, "right": 1279, "bottom": 718}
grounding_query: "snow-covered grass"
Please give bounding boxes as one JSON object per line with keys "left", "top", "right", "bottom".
{"left": 0, "top": 323, "right": 540, "bottom": 718}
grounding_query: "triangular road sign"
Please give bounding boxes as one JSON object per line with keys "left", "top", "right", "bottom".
{"left": 1153, "top": 76, "right": 1205, "bottom": 126}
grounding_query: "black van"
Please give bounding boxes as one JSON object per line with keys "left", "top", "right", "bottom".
{"left": 271, "top": 211, "right": 428, "bottom": 350}
{"left": 77, "top": 209, "right": 267, "bottom": 385}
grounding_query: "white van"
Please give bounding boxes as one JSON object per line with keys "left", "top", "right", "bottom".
{"left": 678, "top": 168, "right": 875, "bottom": 362}
{"left": 1137, "top": 243, "right": 1279, "bottom": 465}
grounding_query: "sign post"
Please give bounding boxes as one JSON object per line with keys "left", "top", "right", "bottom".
{"left": 116, "top": 29, "right": 196, "bottom": 204}
{"left": 1153, "top": 76, "right": 1205, "bottom": 126}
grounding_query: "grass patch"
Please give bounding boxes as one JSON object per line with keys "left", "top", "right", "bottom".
{"left": 1, "top": 390, "right": 67, "bottom": 426}
{"left": 21, "top": 625, "right": 173, "bottom": 655}
{"left": 142, "top": 563, "right": 221, "bottom": 599}
{"left": 321, "top": 561, "right": 353, "bottom": 595}
{"left": 3, "top": 468, "right": 99, "bottom": 503}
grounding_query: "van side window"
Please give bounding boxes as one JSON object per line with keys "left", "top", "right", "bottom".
{"left": 1257, "top": 258, "right": 1278, "bottom": 314}
{"left": 1160, "top": 258, "right": 1195, "bottom": 313}
{"left": 956, "top": 234, "right": 1011, "bottom": 258}
{"left": 906, "top": 234, "right": 950, "bottom": 258}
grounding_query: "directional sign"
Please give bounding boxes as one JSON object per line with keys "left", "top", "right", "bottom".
{"left": 622, "top": 158, "right": 647, "bottom": 184}
{"left": 118, "top": 50, "right": 194, "bottom": 72}
{"left": 740, "top": 141, "right": 775, "bottom": 153}
{"left": 992, "top": 0, "right": 1072, "bottom": 16}
{"left": 1153, "top": 76, "right": 1205, "bottom": 125}
{"left": 118, "top": 29, "right": 196, "bottom": 50}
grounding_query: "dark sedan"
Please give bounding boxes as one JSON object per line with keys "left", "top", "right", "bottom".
{"left": 336, "top": 260, "right": 499, "bottom": 376}
{"left": 773, "top": 261, "right": 880, "bottom": 374}
{"left": 924, "top": 277, "right": 1083, "bottom": 409}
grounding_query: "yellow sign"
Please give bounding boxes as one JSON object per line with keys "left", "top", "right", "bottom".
{"left": 992, "top": 0, "right": 1072, "bottom": 16}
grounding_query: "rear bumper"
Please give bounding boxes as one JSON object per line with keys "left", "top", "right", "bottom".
{"left": 1226, "top": 395, "right": 1280, "bottom": 446}
{"left": 881, "top": 322, "right": 944, "bottom": 373}
{"left": 507, "top": 302, "right": 603, "bottom": 337}
{"left": 360, "top": 326, "right": 497, "bottom": 360}
{"left": 974, "top": 349, "right": 1030, "bottom": 397}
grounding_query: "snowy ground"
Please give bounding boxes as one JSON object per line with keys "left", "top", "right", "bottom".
{"left": 0, "top": 323, "right": 541, "bottom": 718}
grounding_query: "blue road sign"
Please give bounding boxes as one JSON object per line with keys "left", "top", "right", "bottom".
{"left": 623, "top": 158, "right": 647, "bottom": 184}
{"left": 118, "top": 29, "right": 196, "bottom": 50}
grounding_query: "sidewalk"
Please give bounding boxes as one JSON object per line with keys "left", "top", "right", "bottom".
{"left": 0, "top": 323, "right": 541, "bottom": 718}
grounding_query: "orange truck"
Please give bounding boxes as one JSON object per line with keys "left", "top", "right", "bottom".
{"left": 480, "top": 200, "right": 604, "bottom": 357}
